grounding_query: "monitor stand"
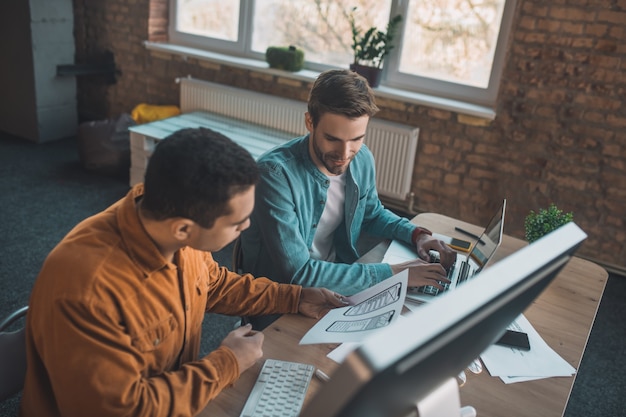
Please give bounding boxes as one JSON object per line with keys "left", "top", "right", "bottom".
{"left": 415, "top": 378, "right": 477, "bottom": 417}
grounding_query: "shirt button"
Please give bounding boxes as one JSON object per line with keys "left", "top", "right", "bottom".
{"left": 320, "top": 200, "right": 325, "bottom": 205}
{"left": 312, "top": 224, "right": 317, "bottom": 228}
{"left": 153, "top": 338, "right": 160, "bottom": 346}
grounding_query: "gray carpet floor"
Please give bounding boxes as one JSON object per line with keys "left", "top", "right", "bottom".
{"left": 0, "top": 132, "right": 623, "bottom": 416}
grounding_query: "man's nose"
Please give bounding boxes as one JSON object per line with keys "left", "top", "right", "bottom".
{"left": 339, "top": 143, "right": 351, "bottom": 159}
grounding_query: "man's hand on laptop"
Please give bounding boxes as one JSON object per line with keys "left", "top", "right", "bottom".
{"left": 390, "top": 259, "right": 451, "bottom": 289}
{"left": 414, "top": 234, "right": 456, "bottom": 269}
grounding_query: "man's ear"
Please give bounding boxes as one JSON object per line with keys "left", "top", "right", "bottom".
{"left": 304, "top": 112, "right": 314, "bottom": 133}
{"left": 171, "top": 218, "right": 195, "bottom": 242}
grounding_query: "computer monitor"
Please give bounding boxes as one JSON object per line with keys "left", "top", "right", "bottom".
{"left": 300, "top": 222, "right": 587, "bottom": 417}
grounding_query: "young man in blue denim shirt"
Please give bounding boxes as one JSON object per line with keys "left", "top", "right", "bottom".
{"left": 240, "top": 69, "right": 455, "bottom": 328}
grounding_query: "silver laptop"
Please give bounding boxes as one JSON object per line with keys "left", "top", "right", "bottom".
{"left": 406, "top": 199, "right": 506, "bottom": 304}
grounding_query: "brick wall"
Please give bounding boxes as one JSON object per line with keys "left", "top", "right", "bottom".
{"left": 72, "top": 0, "right": 626, "bottom": 272}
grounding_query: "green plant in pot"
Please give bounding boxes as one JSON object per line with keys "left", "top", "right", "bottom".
{"left": 348, "top": 8, "right": 402, "bottom": 87}
{"left": 524, "top": 204, "right": 574, "bottom": 243}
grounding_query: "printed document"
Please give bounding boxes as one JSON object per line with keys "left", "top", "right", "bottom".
{"left": 299, "top": 270, "right": 407, "bottom": 345}
{"left": 480, "top": 314, "right": 576, "bottom": 384}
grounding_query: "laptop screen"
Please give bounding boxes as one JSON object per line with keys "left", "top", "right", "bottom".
{"left": 468, "top": 199, "right": 506, "bottom": 270}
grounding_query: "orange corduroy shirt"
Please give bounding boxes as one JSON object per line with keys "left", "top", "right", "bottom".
{"left": 20, "top": 185, "right": 301, "bottom": 417}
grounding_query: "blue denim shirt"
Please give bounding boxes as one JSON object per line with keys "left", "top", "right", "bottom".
{"left": 240, "top": 134, "right": 417, "bottom": 296}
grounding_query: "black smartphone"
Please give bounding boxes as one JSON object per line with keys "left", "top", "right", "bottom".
{"left": 495, "top": 330, "right": 531, "bottom": 350}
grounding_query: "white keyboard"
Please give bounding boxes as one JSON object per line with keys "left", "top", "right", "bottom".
{"left": 239, "top": 359, "right": 315, "bottom": 417}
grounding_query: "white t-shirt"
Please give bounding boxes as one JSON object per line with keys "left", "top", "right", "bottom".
{"left": 310, "top": 173, "right": 346, "bottom": 261}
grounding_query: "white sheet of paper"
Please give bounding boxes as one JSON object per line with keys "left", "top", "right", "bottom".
{"left": 382, "top": 239, "right": 418, "bottom": 264}
{"left": 480, "top": 314, "right": 576, "bottom": 383}
{"left": 299, "top": 270, "right": 408, "bottom": 345}
{"left": 403, "top": 298, "right": 426, "bottom": 312}
{"left": 381, "top": 234, "right": 451, "bottom": 264}
{"left": 327, "top": 342, "right": 360, "bottom": 364}
{"left": 326, "top": 316, "right": 410, "bottom": 363}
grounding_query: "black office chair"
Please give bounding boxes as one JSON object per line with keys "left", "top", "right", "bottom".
{"left": 232, "top": 236, "right": 244, "bottom": 274}
{"left": 231, "top": 238, "right": 252, "bottom": 326}
{"left": 0, "top": 306, "right": 29, "bottom": 401}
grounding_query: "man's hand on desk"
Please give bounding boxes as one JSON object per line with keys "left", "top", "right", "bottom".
{"left": 220, "top": 324, "right": 264, "bottom": 376}
{"left": 390, "top": 258, "right": 451, "bottom": 290}
{"left": 298, "top": 288, "right": 350, "bottom": 319}
{"left": 415, "top": 234, "right": 456, "bottom": 269}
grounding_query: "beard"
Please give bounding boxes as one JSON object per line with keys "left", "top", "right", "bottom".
{"left": 311, "top": 132, "right": 356, "bottom": 175}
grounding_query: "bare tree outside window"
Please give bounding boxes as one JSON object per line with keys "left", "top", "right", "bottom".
{"left": 172, "top": 0, "right": 513, "bottom": 104}
{"left": 401, "top": 0, "right": 505, "bottom": 88}
{"left": 252, "top": 0, "right": 391, "bottom": 68}
{"left": 177, "top": 0, "right": 240, "bottom": 41}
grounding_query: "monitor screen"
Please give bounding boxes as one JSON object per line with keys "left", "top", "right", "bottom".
{"left": 300, "top": 222, "right": 586, "bottom": 417}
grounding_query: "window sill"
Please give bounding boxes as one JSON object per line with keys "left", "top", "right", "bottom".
{"left": 144, "top": 41, "right": 496, "bottom": 121}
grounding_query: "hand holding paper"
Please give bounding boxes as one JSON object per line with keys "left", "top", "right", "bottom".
{"left": 299, "top": 270, "right": 408, "bottom": 345}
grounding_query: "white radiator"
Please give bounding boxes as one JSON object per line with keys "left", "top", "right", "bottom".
{"left": 178, "top": 77, "right": 419, "bottom": 202}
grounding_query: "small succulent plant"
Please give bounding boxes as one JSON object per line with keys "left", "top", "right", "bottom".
{"left": 524, "top": 204, "right": 574, "bottom": 243}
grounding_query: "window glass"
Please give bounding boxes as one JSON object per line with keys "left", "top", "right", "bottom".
{"left": 399, "top": 0, "right": 506, "bottom": 88}
{"left": 251, "top": 0, "right": 392, "bottom": 68}
{"left": 176, "top": 0, "right": 240, "bottom": 41}
{"left": 169, "top": 0, "right": 515, "bottom": 107}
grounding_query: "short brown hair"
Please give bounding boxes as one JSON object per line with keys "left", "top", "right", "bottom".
{"left": 307, "top": 69, "right": 379, "bottom": 128}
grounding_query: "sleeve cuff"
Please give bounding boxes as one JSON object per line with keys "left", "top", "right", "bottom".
{"left": 411, "top": 227, "right": 432, "bottom": 245}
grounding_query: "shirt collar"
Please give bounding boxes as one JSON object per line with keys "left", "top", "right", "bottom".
{"left": 116, "top": 184, "right": 173, "bottom": 277}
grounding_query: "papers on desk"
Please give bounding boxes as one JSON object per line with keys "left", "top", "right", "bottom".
{"left": 381, "top": 239, "right": 417, "bottom": 264}
{"left": 480, "top": 314, "right": 576, "bottom": 384}
{"left": 327, "top": 342, "right": 359, "bottom": 363}
{"left": 381, "top": 234, "right": 459, "bottom": 264}
{"left": 326, "top": 316, "right": 411, "bottom": 364}
{"left": 299, "top": 271, "right": 407, "bottom": 345}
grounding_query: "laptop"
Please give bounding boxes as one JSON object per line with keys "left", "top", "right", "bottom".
{"left": 405, "top": 199, "right": 506, "bottom": 304}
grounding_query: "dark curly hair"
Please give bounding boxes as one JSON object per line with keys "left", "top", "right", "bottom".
{"left": 141, "top": 127, "right": 259, "bottom": 228}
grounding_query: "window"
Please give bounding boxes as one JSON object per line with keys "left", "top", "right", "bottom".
{"left": 170, "top": 0, "right": 517, "bottom": 107}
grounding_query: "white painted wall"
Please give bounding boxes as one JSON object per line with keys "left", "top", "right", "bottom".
{"left": 0, "top": 0, "right": 76, "bottom": 142}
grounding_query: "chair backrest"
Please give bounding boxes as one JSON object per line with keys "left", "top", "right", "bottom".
{"left": 0, "top": 306, "right": 28, "bottom": 401}
{"left": 232, "top": 237, "right": 243, "bottom": 274}
{"left": 231, "top": 238, "right": 252, "bottom": 325}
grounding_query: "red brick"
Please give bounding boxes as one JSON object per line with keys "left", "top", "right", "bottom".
{"left": 70, "top": 0, "right": 626, "bottom": 270}
{"left": 550, "top": 6, "right": 597, "bottom": 22}
{"left": 597, "top": 10, "right": 626, "bottom": 24}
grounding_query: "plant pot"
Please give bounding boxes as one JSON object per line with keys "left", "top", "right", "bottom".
{"left": 349, "top": 63, "right": 382, "bottom": 88}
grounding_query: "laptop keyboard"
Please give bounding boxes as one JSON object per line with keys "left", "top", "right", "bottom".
{"left": 456, "top": 261, "right": 473, "bottom": 285}
{"left": 418, "top": 267, "right": 454, "bottom": 296}
{"left": 416, "top": 251, "right": 474, "bottom": 296}
{"left": 239, "top": 359, "right": 314, "bottom": 417}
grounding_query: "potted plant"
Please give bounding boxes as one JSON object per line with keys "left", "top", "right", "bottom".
{"left": 524, "top": 204, "right": 574, "bottom": 243}
{"left": 348, "top": 8, "right": 402, "bottom": 87}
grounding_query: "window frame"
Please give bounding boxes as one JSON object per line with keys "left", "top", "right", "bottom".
{"left": 385, "top": 0, "right": 519, "bottom": 107}
{"left": 167, "top": 0, "right": 517, "bottom": 109}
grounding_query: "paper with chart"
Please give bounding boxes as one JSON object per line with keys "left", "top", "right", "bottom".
{"left": 299, "top": 270, "right": 408, "bottom": 345}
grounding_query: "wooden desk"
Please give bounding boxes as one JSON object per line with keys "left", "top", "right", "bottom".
{"left": 201, "top": 213, "right": 608, "bottom": 417}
